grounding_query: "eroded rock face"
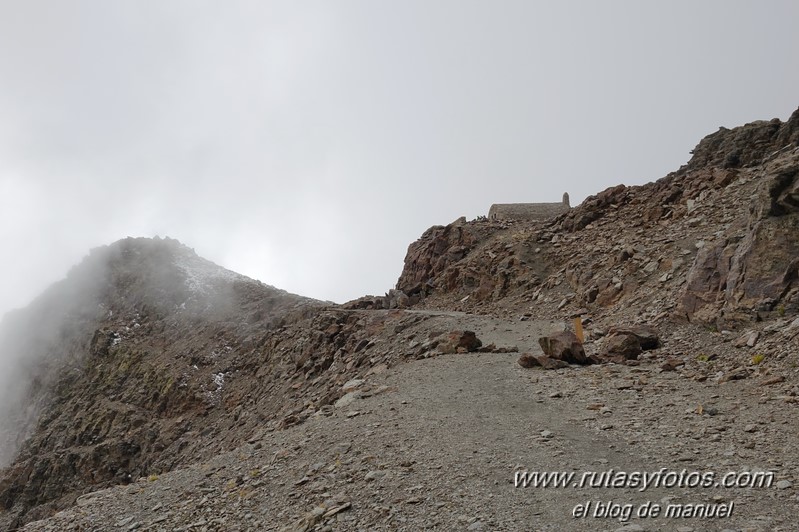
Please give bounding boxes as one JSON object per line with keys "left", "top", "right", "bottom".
{"left": 726, "top": 166, "right": 799, "bottom": 311}
{"left": 396, "top": 218, "right": 499, "bottom": 301}
{"left": 560, "top": 184, "right": 629, "bottom": 232}
{"left": 672, "top": 114, "right": 799, "bottom": 323}
{"left": 678, "top": 164, "right": 799, "bottom": 323}
{"left": 685, "top": 110, "right": 799, "bottom": 171}
{"left": 678, "top": 237, "right": 737, "bottom": 322}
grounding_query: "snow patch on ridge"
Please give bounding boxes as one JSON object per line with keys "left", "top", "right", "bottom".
{"left": 173, "top": 252, "right": 246, "bottom": 297}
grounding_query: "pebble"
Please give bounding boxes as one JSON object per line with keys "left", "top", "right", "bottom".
{"left": 364, "top": 470, "right": 386, "bottom": 481}
{"left": 615, "top": 524, "right": 645, "bottom": 531}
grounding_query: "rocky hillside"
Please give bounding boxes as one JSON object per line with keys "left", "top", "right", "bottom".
{"left": 0, "top": 238, "right": 324, "bottom": 526}
{"left": 0, "top": 238, "right": 522, "bottom": 529}
{"left": 0, "top": 108, "right": 798, "bottom": 531}
{"left": 398, "top": 108, "right": 799, "bottom": 333}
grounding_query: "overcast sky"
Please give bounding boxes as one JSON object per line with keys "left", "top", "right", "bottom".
{"left": 0, "top": 1, "right": 797, "bottom": 314}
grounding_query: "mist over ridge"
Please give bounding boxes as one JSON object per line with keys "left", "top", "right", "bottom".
{"left": 0, "top": 236, "right": 317, "bottom": 469}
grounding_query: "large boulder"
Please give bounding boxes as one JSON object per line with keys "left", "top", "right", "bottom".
{"left": 602, "top": 333, "right": 642, "bottom": 360}
{"left": 607, "top": 325, "right": 660, "bottom": 350}
{"left": 538, "top": 331, "right": 589, "bottom": 365}
{"left": 438, "top": 330, "right": 482, "bottom": 354}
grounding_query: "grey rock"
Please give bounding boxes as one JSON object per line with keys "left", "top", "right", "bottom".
{"left": 334, "top": 391, "right": 362, "bottom": 409}
{"left": 365, "top": 470, "right": 387, "bottom": 481}
{"left": 341, "top": 378, "right": 365, "bottom": 392}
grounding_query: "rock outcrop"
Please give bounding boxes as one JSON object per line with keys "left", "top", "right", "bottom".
{"left": 395, "top": 216, "right": 517, "bottom": 303}
{"left": 677, "top": 160, "right": 799, "bottom": 323}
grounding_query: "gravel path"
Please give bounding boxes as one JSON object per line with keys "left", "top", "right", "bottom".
{"left": 22, "top": 312, "right": 798, "bottom": 531}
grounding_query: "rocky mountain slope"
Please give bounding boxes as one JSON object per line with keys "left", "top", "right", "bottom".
{"left": 18, "top": 311, "right": 799, "bottom": 532}
{"left": 0, "top": 240, "right": 524, "bottom": 529}
{"left": 0, "top": 237, "right": 325, "bottom": 527}
{"left": 1, "top": 108, "right": 798, "bottom": 531}
{"left": 398, "top": 109, "right": 799, "bottom": 341}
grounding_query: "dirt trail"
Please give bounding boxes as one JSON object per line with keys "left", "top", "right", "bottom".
{"left": 23, "top": 311, "right": 797, "bottom": 531}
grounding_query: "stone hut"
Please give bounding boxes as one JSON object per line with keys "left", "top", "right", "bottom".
{"left": 488, "top": 192, "right": 571, "bottom": 221}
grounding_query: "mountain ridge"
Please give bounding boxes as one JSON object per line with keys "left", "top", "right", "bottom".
{"left": 0, "top": 237, "right": 323, "bottom": 526}
{"left": 1, "top": 108, "right": 798, "bottom": 530}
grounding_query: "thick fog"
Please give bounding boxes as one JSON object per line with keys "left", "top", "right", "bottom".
{"left": 0, "top": 237, "right": 268, "bottom": 465}
{"left": 1, "top": 0, "right": 798, "bottom": 318}
{"left": 0, "top": 244, "right": 113, "bottom": 465}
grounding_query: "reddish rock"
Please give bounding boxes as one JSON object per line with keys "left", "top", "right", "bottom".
{"left": 602, "top": 333, "right": 642, "bottom": 360}
{"left": 607, "top": 325, "right": 660, "bottom": 350}
{"left": 660, "top": 358, "right": 684, "bottom": 371}
{"left": 538, "top": 331, "right": 589, "bottom": 365}
{"left": 594, "top": 284, "right": 621, "bottom": 307}
{"left": 518, "top": 353, "right": 569, "bottom": 370}
{"left": 588, "top": 354, "right": 604, "bottom": 365}
{"left": 478, "top": 344, "right": 517, "bottom": 353}
{"left": 438, "top": 330, "right": 482, "bottom": 354}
